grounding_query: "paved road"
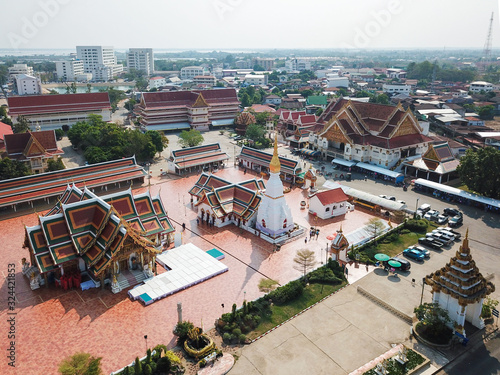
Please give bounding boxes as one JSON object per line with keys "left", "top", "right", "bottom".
{"left": 435, "top": 331, "right": 500, "bottom": 375}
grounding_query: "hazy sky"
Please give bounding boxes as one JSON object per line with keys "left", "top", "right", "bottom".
{"left": 1, "top": 0, "right": 499, "bottom": 51}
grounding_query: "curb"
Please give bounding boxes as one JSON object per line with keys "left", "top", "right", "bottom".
{"left": 250, "top": 283, "right": 350, "bottom": 343}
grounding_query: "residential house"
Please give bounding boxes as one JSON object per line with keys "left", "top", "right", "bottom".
{"left": 180, "top": 66, "right": 209, "bottom": 80}
{"left": 148, "top": 76, "right": 167, "bottom": 89}
{"left": 382, "top": 83, "right": 411, "bottom": 95}
{"left": 244, "top": 74, "right": 268, "bottom": 86}
{"left": 469, "top": 81, "right": 494, "bottom": 93}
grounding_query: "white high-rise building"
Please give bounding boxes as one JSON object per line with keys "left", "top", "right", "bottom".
{"left": 285, "top": 58, "right": 312, "bottom": 72}
{"left": 8, "top": 64, "right": 34, "bottom": 82}
{"left": 15, "top": 74, "right": 42, "bottom": 95}
{"left": 256, "top": 136, "right": 294, "bottom": 238}
{"left": 126, "top": 48, "right": 154, "bottom": 76}
{"left": 76, "top": 46, "right": 124, "bottom": 81}
{"left": 55, "top": 60, "right": 85, "bottom": 81}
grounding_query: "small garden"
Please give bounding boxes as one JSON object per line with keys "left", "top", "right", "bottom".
{"left": 216, "top": 258, "right": 347, "bottom": 341}
{"left": 173, "top": 321, "right": 222, "bottom": 369}
{"left": 363, "top": 348, "right": 425, "bottom": 375}
{"left": 414, "top": 303, "right": 453, "bottom": 345}
{"left": 348, "top": 219, "right": 437, "bottom": 264}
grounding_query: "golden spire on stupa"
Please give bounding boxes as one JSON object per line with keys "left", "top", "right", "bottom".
{"left": 269, "top": 133, "right": 281, "bottom": 174}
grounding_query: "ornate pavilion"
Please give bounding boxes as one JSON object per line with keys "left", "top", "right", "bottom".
{"left": 24, "top": 184, "right": 174, "bottom": 292}
{"left": 424, "top": 230, "right": 495, "bottom": 336}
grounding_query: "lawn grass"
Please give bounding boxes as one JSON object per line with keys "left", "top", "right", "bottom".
{"left": 247, "top": 282, "right": 346, "bottom": 340}
{"left": 376, "top": 232, "right": 422, "bottom": 257}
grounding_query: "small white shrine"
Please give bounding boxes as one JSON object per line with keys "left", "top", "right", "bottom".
{"left": 256, "top": 135, "right": 294, "bottom": 238}
{"left": 425, "top": 230, "right": 496, "bottom": 336}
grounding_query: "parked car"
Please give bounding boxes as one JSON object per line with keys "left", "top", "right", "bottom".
{"left": 390, "top": 257, "right": 411, "bottom": 271}
{"left": 426, "top": 233, "right": 451, "bottom": 246}
{"left": 418, "top": 237, "right": 443, "bottom": 250}
{"left": 440, "top": 227, "right": 461, "bottom": 240}
{"left": 449, "top": 215, "right": 463, "bottom": 228}
{"left": 444, "top": 208, "right": 461, "bottom": 217}
{"left": 424, "top": 210, "right": 440, "bottom": 221}
{"left": 416, "top": 203, "right": 431, "bottom": 217}
{"left": 431, "top": 231, "right": 454, "bottom": 244}
{"left": 408, "top": 245, "right": 430, "bottom": 258}
{"left": 403, "top": 248, "right": 425, "bottom": 261}
{"left": 436, "top": 215, "right": 449, "bottom": 225}
{"left": 432, "top": 229, "right": 456, "bottom": 241}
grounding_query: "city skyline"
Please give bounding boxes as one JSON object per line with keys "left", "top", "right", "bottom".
{"left": 1, "top": 0, "right": 499, "bottom": 51}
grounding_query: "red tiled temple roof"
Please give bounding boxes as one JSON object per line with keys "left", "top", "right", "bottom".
{"left": 7, "top": 93, "right": 111, "bottom": 116}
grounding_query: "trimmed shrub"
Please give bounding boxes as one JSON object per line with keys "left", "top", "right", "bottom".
{"left": 156, "top": 357, "right": 171, "bottom": 373}
{"left": 400, "top": 228, "right": 411, "bottom": 234}
{"left": 405, "top": 219, "right": 428, "bottom": 233}
{"left": 143, "top": 364, "right": 152, "bottom": 375}
{"left": 173, "top": 321, "right": 194, "bottom": 345}
{"left": 238, "top": 334, "right": 247, "bottom": 344}
{"left": 308, "top": 267, "right": 342, "bottom": 285}
{"left": 267, "top": 280, "right": 304, "bottom": 305}
{"left": 223, "top": 332, "right": 232, "bottom": 344}
{"left": 164, "top": 351, "right": 180, "bottom": 365}
{"left": 232, "top": 328, "right": 242, "bottom": 336}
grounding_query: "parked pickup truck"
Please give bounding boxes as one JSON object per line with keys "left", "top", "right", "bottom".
{"left": 418, "top": 237, "right": 444, "bottom": 250}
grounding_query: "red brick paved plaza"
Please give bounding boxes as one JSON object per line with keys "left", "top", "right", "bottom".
{"left": 0, "top": 166, "right": 378, "bottom": 375}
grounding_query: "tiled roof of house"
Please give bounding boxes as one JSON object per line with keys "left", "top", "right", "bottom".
{"left": 0, "top": 121, "right": 13, "bottom": 142}
{"left": 314, "top": 188, "right": 349, "bottom": 205}
{"left": 4, "top": 130, "right": 62, "bottom": 158}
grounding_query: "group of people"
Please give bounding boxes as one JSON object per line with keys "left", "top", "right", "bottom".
{"left": 55, "top": 272, "right": 81, "bottom": 290}
{"left": 305, "top": 227, "right": 320, "bottom": 243}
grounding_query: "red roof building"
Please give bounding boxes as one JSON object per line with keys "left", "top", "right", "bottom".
{"left": 135, "top": 88, "right": 240, "bottom": 132}
{"left": 7, "top": 93, "right": 111, "bottom": 130}
{"left": 0, "top": 121, "right": 13, "bottom": 150}
{"left": 3, "top": 130, "right": 64, "bottom": 174}
{"left": 309, "top": 99, "right": 432, "bottom": 169}
{"left": 309, "top": 188, "right": 349, "bottom": 219}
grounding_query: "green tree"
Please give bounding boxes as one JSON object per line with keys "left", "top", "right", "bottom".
{"left": 0, "top": 158, "right": 30, "bottom": 180}
{"left": 240, "top": 92, "right": 251, "bottom": 107}
{"left": 315, "top": 107, "right": 324, "bottom": 116}
{"left": 457, "top": 147, "right": 500, "bottom": 199}
{"left": 366, "top": 217, "right": 386, "bottom": 242}
{"left": 293, "top": 249, "right": 317, "bottom": 278}
{"left": 13, "top": 115, "right": 31, "bottom": 133}
{"left": 145, "top": 130, "right": 168, "bottom": 156}
{"left": 47, "top": 158, "right": 65, "bottom": 172}
{"left": 482, "top": 297, "right": 499, "bottom": 318}
{"left": 86, "top": 84, "right": 92, "bottom": 93}
{"left": 477, "top": 105, "right": 495, "bottom": 120}
{"left": 134, "top": 357, "right": 142, "bottom": 375}
{"left": 178, "top": 129, "right": 204, "bottom": 148}
{"left": 99, "top": 87, "right": 126, "bottom": 112}
{"left": 135, "top": 77, "right": 148, "bottom": 92}
{"left": 143, "top": 364, "right": 152, "bottom": 375}
{"left": 55, "top": 128, "right": 64, "bottom": 140}
{"left": 124, "top": 99, "right": 137, "bottom": 112}
{"left": 414, "top": 302, "right": 452, "bottom": 344}
{"left": 156, "top": 357, "right": 171, "bottom": 374}
{"left": 58, "top": 352, "right": 103, "bottom": 375}
{"left": 173, "top": 321, "right": 195, "bottom": 345}
{"left": 245, "top": 123, "right": 267, "bottom": 144}
{"left": 0, "top": 106, "right": 13, "bottom": 125}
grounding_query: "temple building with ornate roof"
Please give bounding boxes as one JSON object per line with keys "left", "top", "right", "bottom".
{"left": 23, "top": 184, "right": 174, "bottom": 293}
{"left": 308, "top": 99, "right": 432, "bottom": 168}
{"left": 135, "top": 88, "right": 240, "bottom": 132}
{"left": 424, "top": 230, "right": 495, "bottom": 336}
{"left": 189, "top": 173, "right": 265, "bottom": 229}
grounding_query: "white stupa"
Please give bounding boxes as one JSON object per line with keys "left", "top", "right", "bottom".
{"left": 256, "top": 134, "right": 294, "bottom": 238}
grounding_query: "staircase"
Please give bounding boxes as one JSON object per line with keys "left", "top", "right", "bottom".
{"left": 115, "top": 269, "right": 151, "bottom": 292}
{"left": 357, "top": 286, "right": 413, "bottom": 324}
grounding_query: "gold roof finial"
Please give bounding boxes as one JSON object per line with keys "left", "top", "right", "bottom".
{"left": 269, "top": 132, "right": 281, "bottom": 174}
{"left": 338, "top": 224, "right": 343, "bottom": 233}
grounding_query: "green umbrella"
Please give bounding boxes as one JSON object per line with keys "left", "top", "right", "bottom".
{"left": 388, "top": 260, "right": 401, "bottom": 268}
{"left": 375, "top": 253, "right": 390, "bottom": 262}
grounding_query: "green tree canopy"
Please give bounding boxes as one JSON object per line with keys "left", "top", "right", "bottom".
{"left": 477, "top": 105, "right": 495, "bottom": 120}
{"left": 99, "top": 87, "right": 126, "bottom": 112}
{"left": 47, "top": 158, "right": 65, "bottom": 172}
{"left": 457, "top": 147, "right": 500, "bottom": 199}
{"left": 13, "top": 115, "right": 31, "bottom": 133}
{"left": 0, "top": 106, "right": 12, "bottom": 125}
{"left": 67, "top": 115, "right": 163, "bottom": 163}
{"left": 58, "top": 352, "right": 103, "bottom": 375}
{"left": 0, "top": 158, "right": 30, "bottom": 180}
{"left": 178, "top": 129, "right": 204, "bottom": 148}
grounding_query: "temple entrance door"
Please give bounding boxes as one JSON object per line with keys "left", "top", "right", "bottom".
{"left": 118, "top": 259, "right": 128, "bottom": 273}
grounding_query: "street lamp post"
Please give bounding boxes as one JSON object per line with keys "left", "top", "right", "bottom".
{"left": 420, "top": 277, "right": 425, "bottom": 306}
{"left": 144, "top": 335, "right": 148, "bottom": 352}
{"left": 415, "top": 198, "right": 419, "bottom": 218}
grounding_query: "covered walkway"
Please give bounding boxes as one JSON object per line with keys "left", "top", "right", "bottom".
{"left": 355, "top": 162, "right": 404, "bottom": 184}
